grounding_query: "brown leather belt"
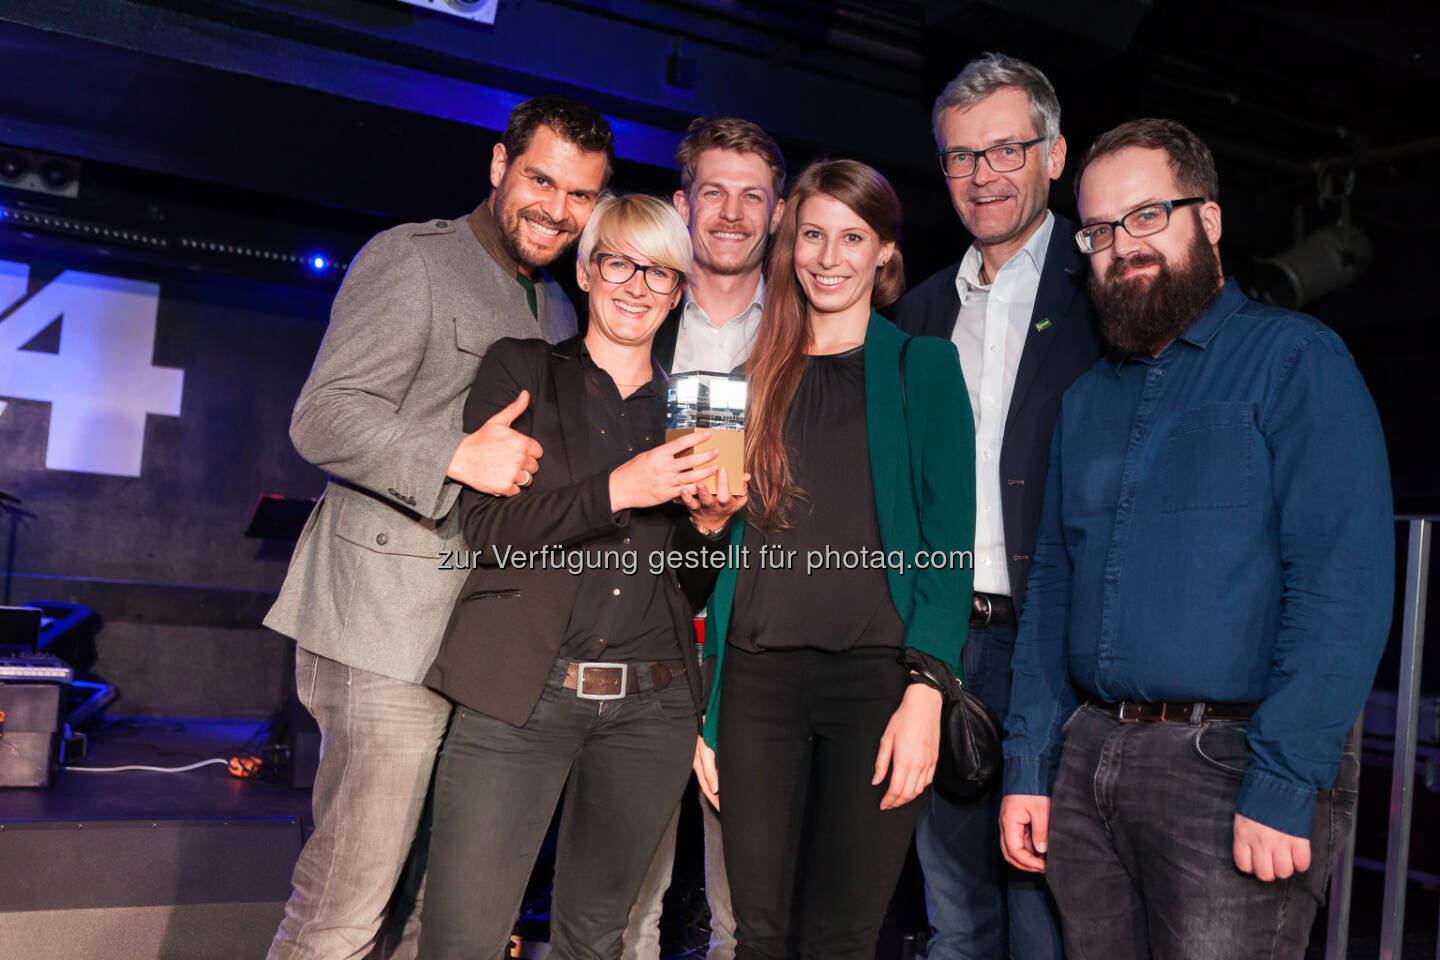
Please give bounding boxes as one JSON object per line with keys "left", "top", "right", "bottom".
{"left": 562, "top": 661, "right": 685, "bottom": 700}
{"left": 1091, "top": 699, "right": 1259, "bottom": 723}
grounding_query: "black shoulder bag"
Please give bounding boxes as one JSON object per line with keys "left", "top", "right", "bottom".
{"left": 899, "top": 336, "right": 1003, "bottom": 805}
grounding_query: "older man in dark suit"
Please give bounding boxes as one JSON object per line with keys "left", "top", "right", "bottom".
{"left": 264, "top": 95, "right": 612, "bottom": 960}
{"left": 890, "top": 53, "right": 1104, "bottom": 960}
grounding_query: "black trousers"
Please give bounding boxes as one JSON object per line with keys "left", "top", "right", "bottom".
{"left": 717, "top": 645, "right": 923, "bottom": 960}
{"left": 417, "top": 658, "right": 697, "bottom": 960}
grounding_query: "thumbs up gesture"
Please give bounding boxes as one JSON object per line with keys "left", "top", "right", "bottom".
{"left": 445, "top": 390, "right": 545, "bottom": 496}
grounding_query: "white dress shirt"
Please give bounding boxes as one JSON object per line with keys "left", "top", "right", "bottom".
{"left": 950, "top": 211, "right": 1054, "bottom": 596}
{"left": 671, "top": 277, "right": 765, "bottom": 375}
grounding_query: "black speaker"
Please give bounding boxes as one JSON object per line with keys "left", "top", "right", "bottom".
{"left": 0, "top": 816, "right": 302, "bottom": 959}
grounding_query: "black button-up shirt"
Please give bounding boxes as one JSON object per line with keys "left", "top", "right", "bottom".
{"left": 558, "top": 348, "right": 680, "bottom": 663}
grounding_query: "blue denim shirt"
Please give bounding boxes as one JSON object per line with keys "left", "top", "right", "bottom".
{"left": 1003, "top": 279, "right": 1393, "bottom": 837}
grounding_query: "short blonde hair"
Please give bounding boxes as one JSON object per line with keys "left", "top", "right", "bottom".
{"left": 577, "top": 193, "right": 693, "bottom": 277}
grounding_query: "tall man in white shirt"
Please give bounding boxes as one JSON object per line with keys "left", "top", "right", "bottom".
{"left": 892, "top": 53, "right": 1105, "bottom": 960}
{"left": 623, "top": 115, "right": 786, "bottom": 960}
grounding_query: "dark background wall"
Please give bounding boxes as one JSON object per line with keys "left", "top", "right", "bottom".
{"left": 1, "top": 0, "right": 1437, "bottom": 715}
{"left": 1, "top": 242, "right": 332, "bottom": 715}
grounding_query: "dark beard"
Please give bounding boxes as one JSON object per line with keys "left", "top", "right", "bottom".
{"left": 492, "top": 194, "right": 577, "bottom": 272}
{"left": 1090, "top": 230, "right": 1222, "bottom": 355}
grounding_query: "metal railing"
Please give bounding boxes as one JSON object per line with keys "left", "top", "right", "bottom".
{"left": 1325, "top": 516, "right": 1434, "bottom": 960}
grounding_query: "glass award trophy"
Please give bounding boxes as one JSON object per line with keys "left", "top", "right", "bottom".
{"left": 665, "top": 372, "right": 747, "bottom": 495}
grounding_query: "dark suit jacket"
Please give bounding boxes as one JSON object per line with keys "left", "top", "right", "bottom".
{"left": 424, "top": 336, "right": 717, "bottom": 727}
{"left": 890, "top": 213, "right": 1106, "bottom": 615}
{"left": 651, "top": 305, "right": 682, "bottom": 374}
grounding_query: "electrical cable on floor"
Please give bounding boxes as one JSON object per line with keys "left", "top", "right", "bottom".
{"left": 65, "top": 757, "right": 231, "bottom": 773}
{"left": 66, "top": 756, "right": 262, "bottom": 775}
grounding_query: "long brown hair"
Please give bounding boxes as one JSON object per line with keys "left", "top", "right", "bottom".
{"left": 746, "top": 158, "right": 905, "bottom": 531}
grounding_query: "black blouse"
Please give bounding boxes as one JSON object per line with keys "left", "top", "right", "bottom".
{"left": 728, "top": 346, "right": 907, "bottom": 653}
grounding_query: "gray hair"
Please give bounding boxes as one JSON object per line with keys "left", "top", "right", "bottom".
{"left": 931, "top": 52, "right": 1062, "bottom": 151}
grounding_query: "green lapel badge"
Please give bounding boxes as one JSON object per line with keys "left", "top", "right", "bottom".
{"left": 1035, "top": 317, "right": 1052, "bottom": 332}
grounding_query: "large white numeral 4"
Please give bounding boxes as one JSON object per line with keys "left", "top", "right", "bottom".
{"left": 0, "top": 259, "right": 184, "bottom": 477}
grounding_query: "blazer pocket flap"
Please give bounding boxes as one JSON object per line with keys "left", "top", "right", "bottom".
{"left": 461, "top": 587, "right": 523, "bottom": 601}
{"left": 454, "top": 315, "right": 490, "bottom": 357}
{"left": 333, "top": 493, "right": 448, "bottom": 558}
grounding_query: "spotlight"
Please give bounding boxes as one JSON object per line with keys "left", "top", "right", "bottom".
{"left": 1252, "top": 224, "right": 1370, "bottom": 311}
{"left": 0, "top": 145, "right": 80, "bottom": 198}
{"left": 0, "top": 151, "right": 27, "bottom": 183}
{"left": 389, "top": 0, "right": 497, "bottom": 24}
{"left": 309, "top": 255, "right": 329, "bottom": 271}
{"left": 40, "top": 159, "right": 75, "bottom": 191}
{"left": 666, "top": 39, "right": 698, "bottom": 90}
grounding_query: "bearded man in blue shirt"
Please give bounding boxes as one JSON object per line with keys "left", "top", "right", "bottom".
{"left": 998, "top": 118, "right": 1393, "bottom": 960}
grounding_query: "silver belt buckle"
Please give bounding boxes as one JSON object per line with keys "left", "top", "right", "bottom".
{"left": 973, "top": 593, "right": 993, "bottom": 628}
{"left": 576, "top": 662, "right": 627, "bottom": 700}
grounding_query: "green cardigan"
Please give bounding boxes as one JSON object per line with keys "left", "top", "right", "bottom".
{"left": 702, "top": 311, "right": 977, "bottom": 746}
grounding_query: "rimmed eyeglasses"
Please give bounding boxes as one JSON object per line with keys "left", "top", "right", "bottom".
{"left": 594, "top": 253, "right": 682, "bottom": 295}
{"left": 937, "top": 137, "right": 1046, "bottom": 179}
{"left": 1074, "top": 198, "right": 1204, "bottom": 254}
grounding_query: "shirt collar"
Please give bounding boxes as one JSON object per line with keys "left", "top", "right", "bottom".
{"left": 683, "top": 275, "right": 766, "bottom": 329}
{"left": 1108, "top": 276, "right": 1244, "bottom": 375}
{"left": 467, "top": 198, "right": 523, "bottom": 278}
{"left": 1177, "top": 276, "right": 1244, "bottom": 349}
{"left": 954, "top": 210, "right": 1054, "bottom": 305}
{"left": 577, "top": 338, "right": 668, "bottom": 392}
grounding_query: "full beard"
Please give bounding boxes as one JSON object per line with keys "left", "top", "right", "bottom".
{"left": 1090, "top": 230, "right": 1222, "bottom": 356}
{"left": 494, "top": 198, "right": 577, "bottom": 272}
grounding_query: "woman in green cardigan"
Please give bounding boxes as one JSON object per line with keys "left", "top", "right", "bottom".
{"left": 691, "top": 158, "right": 977, "bottom": 959}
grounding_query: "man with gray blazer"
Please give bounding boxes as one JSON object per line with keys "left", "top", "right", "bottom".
{"left": 264, "top": 95, "right": 613, "bottom": 960}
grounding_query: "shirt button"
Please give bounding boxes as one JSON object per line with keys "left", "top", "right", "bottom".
{"left": 984, "top": 558, "right": 992, "bottom": 566}
{"left": 612, "top": 587, "right": 621, "bottom": 597}
{"left": 983, "top": 395, "right": 994, "bottom": 405}
{"left": 375, "top": 533, "right": 388, "bottom": 546}
{"left": 989, "top": 344, "right": 999, "bottom": 353}
{"left": 983, "top": 449, "right": 994, "bottom": 459}
{"left": 623, "top": 537, "right": 631, "bottom": 545}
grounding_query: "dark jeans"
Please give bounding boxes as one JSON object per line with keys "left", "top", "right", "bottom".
{"left": 417, "top": 658, "right": 698, "bottom": 960}
{"left": 915, "top": 622, "right": 1064, "bottom": 960}
{"left": 1046, "top": 704, "right": 1359, "bottom": 960}
{"left": 717, "top": 645, "right": 923, "bottom": 960}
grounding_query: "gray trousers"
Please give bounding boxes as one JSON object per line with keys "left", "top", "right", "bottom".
{"left": 267, "top": 648, "right": 452, "bottom": 960}
{"left": 622, "top": 793, "right": 736, "bottom": 960}
{"left": 417, "top": 658, "right": 698, "bottom": 960}
{"left": 1045, "top": 705, "right": 1359, "bottom": 960}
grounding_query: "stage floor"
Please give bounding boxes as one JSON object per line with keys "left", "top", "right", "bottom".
{"left": 0, "top": 717, "right": 311, "bottom": 826}
{"left": 1, "top": 716, "right": 1433, "bottom": 960}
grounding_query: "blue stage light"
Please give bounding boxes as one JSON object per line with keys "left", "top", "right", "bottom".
{"left": 309, "top": 255, "right": 328, "bottom": 271}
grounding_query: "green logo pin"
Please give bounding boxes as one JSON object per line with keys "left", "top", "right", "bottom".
{"left": 1035, "top": 318, "right": 1052, "bottom": 331}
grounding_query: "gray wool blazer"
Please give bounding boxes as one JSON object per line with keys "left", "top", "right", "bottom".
{"left": 265, "top": 212, "right": 577, "bottom": 683}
